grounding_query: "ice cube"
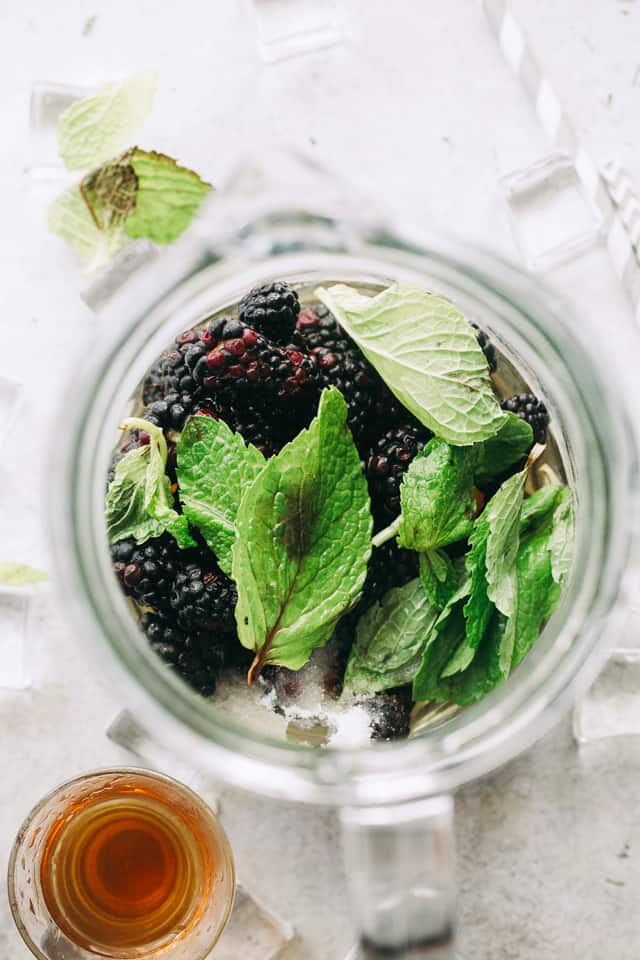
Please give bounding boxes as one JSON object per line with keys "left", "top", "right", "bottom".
{"left": 29, "top": 82, "right": 97, "bottom": 180}
{"left": 0, "top": 593, "right": 31, "bottom": 690}
{"left": 216, "top": 883, "right": 295, "bottom": 959}
{"left": 500, "top": 152, "right": 603, "bottom": 271}
{"left": 248, "top": 0, "right": 344, "bottom": 63}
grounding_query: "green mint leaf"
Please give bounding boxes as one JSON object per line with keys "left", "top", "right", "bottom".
{"left": 233, "top": 388, "right": 372, "bottom": 681}
{"left": 412, "top": 583, "right": 470, "bottom": 701}
{"left": 520, "top": 484, "right": 563, "bottom": 534}
{"left": 548, "top": 487, "right": 574, "bottom": 584}
{"left": 177, "top": 416, "right": 266, "bottom": 576}
{"left": 419, "top": 549, "right": 460, "bottom": 610}
{"left": 343, "top": 579, "right": 439, "bottom": 695}
{"left": 397, "top": 438, "right": 480, "bottom": 551}
{"left": 0, "top": 564, "right": 48, "bottom": 587}
{"left": 474, "top": 413, "right": 533, "bottom": 487}
{"left": 314, "top": 283, "right": 506, "bottom": 446}
{"left": 123, "top": 150, "right": 212, "bottom": 244}
{"left": 106, "top": 419, "right": 195, "bottom": 549}
{"left": 58, "top": 69, "right": 156, "bottom": 171}
{"left": 48, "top": 184, "right": 125, "bottom": 273}
{"left": 513, "top": 525, "right": 561, "bottom": 669}
{"left": 485, "top": 468, "right": 527, "bottom": 618}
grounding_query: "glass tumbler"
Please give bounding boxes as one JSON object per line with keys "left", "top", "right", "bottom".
{"left": 8, "top": 769, "right": 235, "bottom": 960}
{"left": 49, "top": 152, "right": 640, "bottom": 958}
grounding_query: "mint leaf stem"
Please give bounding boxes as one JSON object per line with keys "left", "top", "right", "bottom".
{"left": 372, "top": 516, "right": 401, "bottom": 548}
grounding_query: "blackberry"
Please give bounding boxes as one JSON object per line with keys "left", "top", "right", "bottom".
{"left": 111, "top": 535, "right": 178, "bottom": 612}
{"left": 361, "top": 540, "right": 419, "bottom": 609}
{"left": 501, "top": 393, "right": 549, "bottom": 444}
{"left": 140, "top": 611, "right": 227, "bottom": 696}
{"left": 366, "top": 422, "right": 433, "bottom": 521}
{"left": 472, "top": 323, "right": 497, "bottom": 373}
{"left": 186, "top": 316, "right": 317, "bottom": 409}
{"left": 239, "top": 280, "right": 300, "bottom": 343}
{"left": 142, "top": 331, "right": 202, "bottom": 406}
{"left": 368, "top": 687, "right": 413, "bottom": 741}
{"left": 170, "top": 556, "right": 237, "bottom": 634}
{"left": 227, "top": 401, "right": 287, "bottom": 458}
{"left": 144, "top": 393, "right": 218, "bottom": 433}
{"left": 295, "top": 306, "right": 392, "bottom": 438}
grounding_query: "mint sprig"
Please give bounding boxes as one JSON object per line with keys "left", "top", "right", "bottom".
{"left": 177, "top": 416, "right": 266, "bottom": 575}
{"left": 343, "top": 579, "right": 439, "bottom": 696}
{"left": 232, "top": 388, "right": 372, "bottom": 682}
{"left": 106, "top": 419, "right": 195, "bottom": 549}
{"left": 315, "top": 283, "right": 507, "bottom": 445}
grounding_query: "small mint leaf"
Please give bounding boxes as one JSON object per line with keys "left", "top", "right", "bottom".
{"left": 232, "top": 388, "right": 372, "bottom": 681}
{"left": 419, "top": 549, "right": 460, "bottom": 610}
{"left": 397, "top": 438, "right": 480, "bottom": 551}
{"left": 343, "top": 579, "right": 439, "bottom": 695}
{"left": 177, "top": 416, "right": 266, "bottom": 576}
{"left": 123, "top": 150, "right": 212, "bottom": 244}
{"left": 0, "top": 564, "right": 48, "bottom": 587}
{"left": 475, "top": 413, "right": 533, "bottom": 486}
{"left": 315, "top": 283, "right": 506, "bottom": 445}
{"left": 548, "top": 487, "right": 574, "bottom": 584}
{"left": 58, "top": 69, "right": 156, "bottom": 171}
{"left": 484, "top": 468, "right": 527, "bottom": 618}
{"left": 106, "top": 419, "right": 195, "bottom": 549}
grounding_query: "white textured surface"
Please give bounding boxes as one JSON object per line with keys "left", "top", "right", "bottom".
{"left": 1, "top": 3, "right": 640, "bottom": 958}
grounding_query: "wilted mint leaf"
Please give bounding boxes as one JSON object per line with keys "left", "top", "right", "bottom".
{"left": 0, "top": 564, "right": 47, "bottom": 587}
{"left": 123, "top": 150, "right": 212, "bottom": 244}
{"left": 315, "top": 283, "right": 506, "bottom": 446}
{"left": 80, "top": 148, "right": 138, "bottom": 230}
{"left": 106, "top": 418, "right": 195, "bottom": 549}
{"left": 343, "top": 579, "right": 439, "bottom": 695}
{"left": 47, "top": 184, "right": 125, "bottom": 273}
{"left": 475, "top": 413, "right": 533, "bottom": 487}
{"left": 58, "top": 69, "right": 156, "bottom": 170}
{"left": 233, "top": 389, "right": 372, "bottom": 681}
{"left": 419, "top": 549, "right": 460, "bottom": 610}
{"left": 397, "top": 438, "right": 480, "bottom": 551}
{"left": 177, "top": 416, "right": 265, "bottom": 576}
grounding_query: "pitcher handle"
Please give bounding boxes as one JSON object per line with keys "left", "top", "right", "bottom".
{"left": 340, "top": 796, "right": 456, "bottom": 959}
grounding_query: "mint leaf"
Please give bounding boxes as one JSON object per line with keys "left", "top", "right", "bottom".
{"left": 0, "top": 564, "right": 48, "bottom": 587}
{"left": 123, "top": 150, "right": 212, "bottom": 244}
{"left": 232, "top": 389, "right": 372, "bottom": 681}
{"left": 48, "top": 184, "right": 125, "bottom": 273}
{"left": 419, "top": 549, "right": 461, "bottom": 610}
{"left": 475, "top": 413, "right": 533, "bottom": 486}
{"left": 412, "top": 583, "right": 470, "bottom": 701}
{"left": 397, "top": 438, "right": 480, "bottom": 551}
{"left": 177, "top": 416, "right": 265, "bottom": 576}
{"left": 485, "top": 468, "right": 527, "bottom": 618}
{"left": 58, "top": 69, "right": 156, "bottom": 170}
{"left": 106, "top": 419, "right": 195, "bottom": 549}
{"left": 548, "top": 487, "right": 574, "bottom": 583}
{"left": 513, "top": 525, "right": 561, "bottom": 668}
{"left": 315, "top": 283, "right": 506, "bottom": 446}
{"left": 343, "top": 579, "right": 439, "bottom": 695}
{"left": 80, "top": 148, "right": 138, "bottom": 230}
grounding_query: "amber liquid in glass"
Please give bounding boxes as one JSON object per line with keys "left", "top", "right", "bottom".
{"left": 40, "top": 777, "right": 216, "bottom": 953}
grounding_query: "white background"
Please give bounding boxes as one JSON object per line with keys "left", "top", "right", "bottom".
{"left": 1, "top": 2, "right": 640, "bottom": 958}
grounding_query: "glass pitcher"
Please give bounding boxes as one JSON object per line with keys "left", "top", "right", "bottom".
{"left": 48, "top": 152, "right": 640, "bottom": 958}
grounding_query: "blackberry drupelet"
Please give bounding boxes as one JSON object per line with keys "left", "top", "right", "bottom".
{"left": 238, "top": 280, "right": 300, "bottom": 343}
{"left": 366, "top": 421, "right": 433, "bottom": 521}
{"left": 170, "top": 555, "right": 238, "bottom": 634}
{"left": 361, "top": 540, "right": 419, "bottom": 608}
{"left": 295, "top": 305, "right": 391, "bottom": 438}
{"left": 501, "top": 393, "right": 549, "bottom": 444}
{"left": 111, "top": 535, "right": 178, "bottom": 612}
{"left": 186, "top": 316, "right": 317, "bottom": 408}
{"left": 368, "top": 688, "right": 413, "bottom": 740}
{"left": 472, "top": 323, "right": 497, "bottom": 373}
{"left": 140, "top": 611, "right": 227, "bottom": 696}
